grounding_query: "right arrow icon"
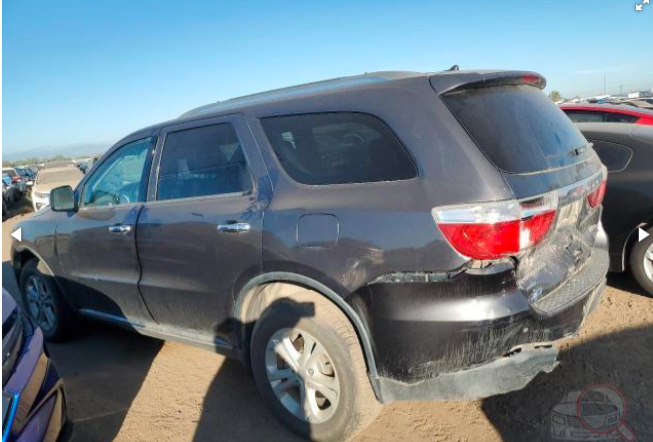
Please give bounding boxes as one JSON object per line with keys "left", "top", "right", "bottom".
{"left": 640, "top": 228, "right": 650, "bottom": 242}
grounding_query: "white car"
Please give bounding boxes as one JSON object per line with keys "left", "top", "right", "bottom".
{"left": 31, "top": 166, "right": 84, "bottom": 211}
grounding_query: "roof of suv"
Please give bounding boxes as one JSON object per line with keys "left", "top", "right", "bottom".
{"left": 179, "top": 71, "right": 423, "bottom": 119}
{"left": 179, "top": 69, "right": 546, "bottom": 119}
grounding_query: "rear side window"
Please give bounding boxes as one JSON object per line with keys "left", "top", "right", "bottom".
{"left": 260, "top": 112, "right": 417, "bottom": 185}
{"left": 157, "top": 123, "right": 252, "bottom": 201}
{"left": 590, "top": 140, "right": 633, "bottom": 172}
{"left": 443, "top": 85, "right": 588, "bottom": 173}
{"left": 564, "top": 111, "right": 606, "bottom": 123}
{"left": 605, "top": 113, "right": 638, "bottom": 123}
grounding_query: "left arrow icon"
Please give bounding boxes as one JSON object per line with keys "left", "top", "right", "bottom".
{"left": 11, "top": 228, "right": 22, "bottom": 242}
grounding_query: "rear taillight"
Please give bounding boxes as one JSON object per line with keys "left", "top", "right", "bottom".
{"left": 433, "top": 191, "right": 558, "bottom": 260}
{"left": 11, "top": 176, "right": 20, "bottom": 183}
{"left": 587, "top": 179, "right": 607, "bottom": 208}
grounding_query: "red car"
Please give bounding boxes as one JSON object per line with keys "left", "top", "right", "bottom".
{"left": 560, "top": 103, "right": 653, "bottom": 126}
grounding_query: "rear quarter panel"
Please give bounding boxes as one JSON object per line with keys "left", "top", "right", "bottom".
{"left": 244, "top": 76, "right": 513, "bottom": 296}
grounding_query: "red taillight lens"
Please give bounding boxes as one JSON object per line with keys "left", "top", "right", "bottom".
{"left": 438, "top": 220, "right": 520, "bottom": 260}
{"left": 11, "top": 176, "right": 20, "bottom": 183}
{"left": 587, "top": 179, "right": 607, "bottom": 208}
{"left": 433, "top": 192, "right": 558, "bottom": 260}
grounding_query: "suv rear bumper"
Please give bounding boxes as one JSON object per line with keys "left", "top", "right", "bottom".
{"left": 370, "top": 279, "right": 605, "bottom": 402}
{"left": 349, "top": 235, "right": 609, "bottom": 403}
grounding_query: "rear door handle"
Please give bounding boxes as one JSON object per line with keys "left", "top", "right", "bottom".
{"left": 108, "top": 224, "right": 133, "bottom": 234}
{"left": 217, "top": 222, "right": 251, "bottom": 233}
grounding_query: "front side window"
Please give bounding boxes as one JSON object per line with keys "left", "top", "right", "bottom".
{"left": 156, "top": 123, "right": 252, "bottom": 201}
{"left": 261, "top": 112, "right": 417, "bottom": 185}
{"left": 82, "top": 137, "right": 152, "bottom": 208}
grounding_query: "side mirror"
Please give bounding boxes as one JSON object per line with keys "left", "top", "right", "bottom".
{"left": 50, "top": 186, "right": 76, "bottom": 212}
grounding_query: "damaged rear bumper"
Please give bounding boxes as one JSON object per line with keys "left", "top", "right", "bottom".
{"left": 374, "top": 345, "right": 559, "bottom": 402}
{"left": 349, "top": 239, "right": 609, "bottom": 403}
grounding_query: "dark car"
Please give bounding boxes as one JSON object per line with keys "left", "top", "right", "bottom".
{"left": 576, "top": 123, "right": 653, "bottom": 296}
{"left": 11, "top": 70, "right": 609, "bottom": 441}
{"left": 561, "top": 103, "right": 653, "bottom": 126}
{"left": 2, "top": 290, "right": 70, "bottom": 442}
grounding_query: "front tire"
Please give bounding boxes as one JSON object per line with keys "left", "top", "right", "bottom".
{"left": 630, "top": 227, "right": 653, "bottom": 297}
{"left": 19, "top": 259, "right": 76, "bottom": 341}
{"left": 250, "top": 290, "right": 380, "bottom": 442}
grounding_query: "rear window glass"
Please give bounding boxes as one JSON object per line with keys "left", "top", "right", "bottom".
{"left": 443, "top": 85, "right": 588, "bottom": 173}
{"left": 261, "top": 112, "right": 417, "bottom": 185}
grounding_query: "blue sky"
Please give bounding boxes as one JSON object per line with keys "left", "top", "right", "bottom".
{"left": 3, "top": 0, "right": 652, "bottom": 155}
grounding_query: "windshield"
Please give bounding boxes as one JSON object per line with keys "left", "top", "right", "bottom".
{"left": 442, "top": 85, "right": 589, "bottom": 173}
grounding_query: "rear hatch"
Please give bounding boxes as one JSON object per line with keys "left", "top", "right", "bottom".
{"left": 431, "top": 71, "right": 608, "bottom": 316}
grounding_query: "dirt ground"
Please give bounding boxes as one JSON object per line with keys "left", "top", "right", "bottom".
{"left": 3, "top": 205, "right": 652, "bottom": 442}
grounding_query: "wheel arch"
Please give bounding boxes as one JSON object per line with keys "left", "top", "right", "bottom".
{"left": 620, "top": 218, "right": 653, "bottom": 271}
{"left": 233, "top": 272, "right": 380, "bottom": 385}
{"left": 12, "top": 246, "right": 55, "bottom": 279}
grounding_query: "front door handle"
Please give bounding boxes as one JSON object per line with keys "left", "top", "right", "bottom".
{"left": 108, "top": 224, "right": 133, "bottom": 234}
{"left": 217, "top": 222, "right": 251, "bottom": 233}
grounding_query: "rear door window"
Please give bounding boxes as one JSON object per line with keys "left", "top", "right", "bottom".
{"left": 442, "top": 85, "right": 589, "bottom": 173}
{"left": 260, "top": 112, "right": 417, "bottom": 185}
{"left": 157, "top": 123, "right": 252, "bottom": 201}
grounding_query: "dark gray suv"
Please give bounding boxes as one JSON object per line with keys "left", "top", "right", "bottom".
{"left": 11, "top": 70, "right": 609, "bottom": 441}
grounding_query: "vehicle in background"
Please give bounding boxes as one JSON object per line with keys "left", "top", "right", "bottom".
{"left": 11, "top": 70, "right": 609, "bottom": 441}
{"left": 2, "top": 289, "right": 71, "bottom": 442}
{"left": 1, "top": 168, "right": 27, "bottom": 194}
{"left": 560, "top": 103, "right": 653, "bottom": 125}
{"left": 2, "top": 173, "right": 22, "bottom": 206}
{"left": 618, "top": 99, "right": 653, "bottom": 110}
{"left": 76, "top": 161, "right": 91, "bottom": 174}
{"left": 2, "top": 175, "right": 21, "bottom": 208}
{"left": 576, "top": 123, "right": 653, "bottom": 296}
{"left": 3, "top": 184, "right": 10, "bottom": 217}
{"left": 13, "top": 168, "right": 35, "bottom": 187}
{"left": 31, "top": 167, "right": 84, "bottom": 212}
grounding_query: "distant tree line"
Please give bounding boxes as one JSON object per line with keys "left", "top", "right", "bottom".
{"left": 2, "top": 153, "right": 102, "bottom": 168}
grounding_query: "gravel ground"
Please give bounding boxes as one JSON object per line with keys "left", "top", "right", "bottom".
{"left": 3, "top": 208, "right": 652, "bottom": 442}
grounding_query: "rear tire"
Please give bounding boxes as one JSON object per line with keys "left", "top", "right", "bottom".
{"left": 630, "top": 227, "right": 653, "bottom": 297}
{"left": 19, "top": 259, "right": 76, "bottom": 341}
{"left": 250, "top": 289, "right": 380, "bottom": 442}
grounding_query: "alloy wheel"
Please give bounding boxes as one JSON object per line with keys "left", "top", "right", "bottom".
{"left": 25, "top": 275, "right": 56, "bottom": 331}
{"left": 644, "top": 243, "right": 653, "bottom": 283}
{"left": 265, "top": 328, "right": 340, "bottom": 423}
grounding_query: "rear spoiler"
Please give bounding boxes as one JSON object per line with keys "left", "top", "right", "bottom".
{"left": 429, "top": 70, "right": 546, "bottom": 95}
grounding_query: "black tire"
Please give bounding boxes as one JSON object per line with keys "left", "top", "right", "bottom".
{"left": 19, "top": 259, "right": 76, "bottom": 341}
{"left": 630, "top": 227, "right": 653, "bottom": 297}
{"left": 250, "top": 290, "right": 380, "bottom": 442}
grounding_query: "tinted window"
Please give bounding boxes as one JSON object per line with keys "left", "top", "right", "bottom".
{"left": 83, "top": 138, "right": 152, "bottom": 207}
{"left": 443, "top": 85, "right": 589, "bottom": 173}
{"left": 564, "top": 111, "right": 606, "bottom": 123}
{"left": 590, "top": 140, "right": 633, "bottom": 172}
{"left": 157, "top": 124, "right": 251, "bottom": 201}
{"left": 261, "top": 113, "right": 417, "bottom": 185}
{"left": 605, "top": 113, "right": 638, "bottom": 123}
